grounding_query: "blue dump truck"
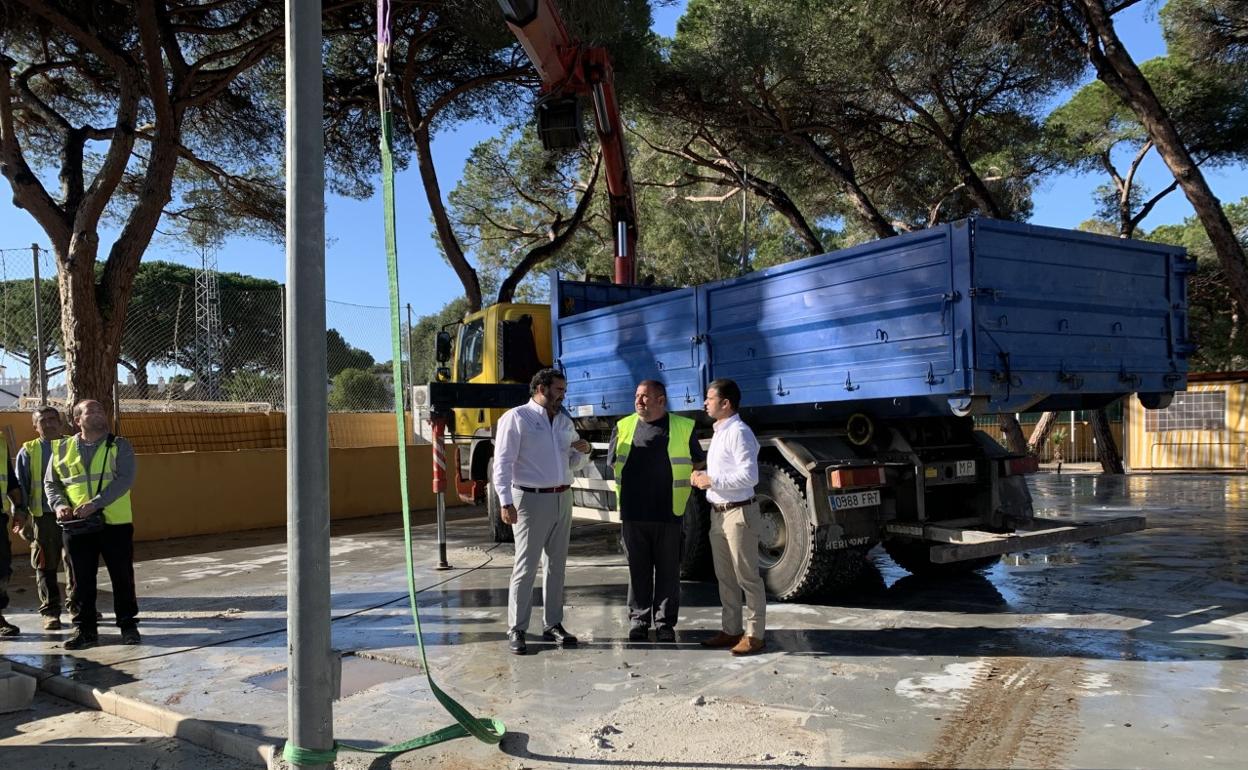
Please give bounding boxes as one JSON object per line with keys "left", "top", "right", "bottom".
{"left": 422, "top": 218, "right": 1194, "bottom": 599}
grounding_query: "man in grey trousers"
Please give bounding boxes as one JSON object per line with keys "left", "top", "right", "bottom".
{"left": 493, "top": 368, "right": 591, "bottom": 655}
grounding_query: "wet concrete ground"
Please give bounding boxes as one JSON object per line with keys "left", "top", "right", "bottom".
{"left": 0, "top": 472, "right": 1244, "bottom": 769}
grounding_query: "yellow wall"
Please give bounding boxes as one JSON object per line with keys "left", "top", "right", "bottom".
{"left": 1124, "top": 382, "right": 1248, "bottom": 471}
{"left": 1, "top": 411, "right": 457, "bottom": 552}
{"left": 7, "top": 443, "right": 460, "bottom": 548}
{"left": 0, "top": 411, "right": 410, "bottom": 453}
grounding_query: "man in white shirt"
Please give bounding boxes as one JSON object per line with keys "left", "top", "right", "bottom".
{"left": 493, "top": 368, "right": 591, "bottom": 655}
{"left": 691, "top": 378, "right": 766, "bottom": 656}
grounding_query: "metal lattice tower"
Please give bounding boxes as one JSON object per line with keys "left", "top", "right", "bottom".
{"left": 194, "top": 244, "right": 224, "bottom": 399}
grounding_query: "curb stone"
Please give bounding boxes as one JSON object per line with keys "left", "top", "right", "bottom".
{"left": 4, "top": 656, "right": 279, "bottom": 768}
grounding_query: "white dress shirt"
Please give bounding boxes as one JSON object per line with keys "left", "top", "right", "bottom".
{"left": 492, "top": 399, "right": 590, "bottom": 507}
{"left": 705, "top": 413, "right": 760, "bottom": 505}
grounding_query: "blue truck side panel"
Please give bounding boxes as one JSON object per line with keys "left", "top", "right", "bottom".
{"left": 968, "top": 220, "right": 1190, "bottom": 412}
{"left": 554, "top": 219, "right": 1191, "bottom": 420}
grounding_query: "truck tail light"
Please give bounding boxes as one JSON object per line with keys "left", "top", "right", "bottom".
{"left": 1001, "top": 456, "right": 1039, "bottom": 476}
{"left": 828, "top": 466, "right": 886, "bottom": 489}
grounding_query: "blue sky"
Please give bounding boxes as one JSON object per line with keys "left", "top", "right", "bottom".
{"left": 1, "top": 2, "right": 1244, "bottom": 363}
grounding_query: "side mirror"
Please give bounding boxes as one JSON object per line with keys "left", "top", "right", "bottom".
{"left": 435, "top": 330, "right": 453, "bottom": 363}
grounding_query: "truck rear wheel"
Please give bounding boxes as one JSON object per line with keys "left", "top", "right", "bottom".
{"left": 485, "top": 459, "right": 514, "bottom": 544}
{"left": 883, "top": 538, "right": 998, "bottom": 576}
{"left": 756, "top": 462, "right": 867, "bottom": 601}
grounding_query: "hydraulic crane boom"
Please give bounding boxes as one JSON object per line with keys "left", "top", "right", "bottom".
{"left": 497, "top": 0, "right": 638, "bottom": 285}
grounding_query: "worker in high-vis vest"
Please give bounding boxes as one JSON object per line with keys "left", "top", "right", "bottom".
{"left": 607, "top": 379, "right": 705, "bottom": 643}
{"left": 45, "top": 398, "right": 139, "bottom": 650}
{"left": 0, "top": 428, "right": 30, "bottom": 637}
{"left": 16, "top": 406, "right": 74, "bottom": 631}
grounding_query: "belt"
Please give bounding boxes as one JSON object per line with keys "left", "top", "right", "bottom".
{"left": 517, "top": 485, "right": 570, "bottom": 494}
{"left": 710, "top": 496, "right": 755, "bottom": 512}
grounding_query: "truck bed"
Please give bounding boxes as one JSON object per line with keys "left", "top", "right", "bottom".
{"left": 553, "top": 218, "right": 1193, "bottom": 421}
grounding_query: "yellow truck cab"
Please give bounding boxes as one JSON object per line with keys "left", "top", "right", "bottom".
{"left": 446, "top": 302, "right": 552, "bottom": 535}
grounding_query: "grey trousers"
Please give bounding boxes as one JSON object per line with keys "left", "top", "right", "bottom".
{"left": 709, "top": 501, "right": 767, "bottom": 638}
{"left": 507, "top": 488, "right": 573, "bottom": 634}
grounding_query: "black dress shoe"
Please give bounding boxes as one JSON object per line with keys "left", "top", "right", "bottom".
{"left": 627, "top": 625, "right": 649, "bottom": 642}
{"left": 656, "top": 626, "right": 676, "bottom": 643}
{"left": 120, "top": 627, "right": 142, "bottom": 645}
{"left": 542, "top": 623, "right": 578, "bottom": 646}
{"left": 507, "top": 630, "right": 527, "bottom": 655}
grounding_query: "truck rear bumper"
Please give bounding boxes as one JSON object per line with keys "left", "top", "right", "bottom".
{"left": 889, "top": 516, "right": 1146, "bottom": 564}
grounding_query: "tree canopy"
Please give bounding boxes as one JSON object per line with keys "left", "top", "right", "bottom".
{"left": 4, "top": 0, "right": 1248, "bottom": 409}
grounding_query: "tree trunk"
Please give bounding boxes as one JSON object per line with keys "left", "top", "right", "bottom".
{"left": 997, "top": 414, "right": 1028, "bottom": 454}
{"left": 747, "top": 174, "right": 824, "bottom": 255}
{"left": 1028, "top": 411, "right": 1058, "bottom": 455}
{"left": 793, "top": 134, "right": 898, "bottom": 239}
{"left": 1089, "top": 408, "right": 1124, "bottom": 474}
{"left": 119, "top": 359, "right": 151, "bottom": 398}
{"left": 58, "top": 240, "right": 121, "bottom": 415}
{"left": 498, "top": 154, "right": 602, "bottom": 304}
{"left": 412, "top": 125, "right": 482, "bottom": 313}
{"left": 1075, "top": 0, "right": 1248, "bottom": 314}
{"left": 25, "top": 354, "right": 39, "bottom": 401}
{"left": 946, "top": 142, "right": 1006, "bottom": 219}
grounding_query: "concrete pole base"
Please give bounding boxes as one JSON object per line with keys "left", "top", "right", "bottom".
{"left": 0, "top": 661, "right": 37, "bottom": 713}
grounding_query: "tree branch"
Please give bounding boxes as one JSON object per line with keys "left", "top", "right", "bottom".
{"left": 0, "top": 62, "right": 73, "bottom": 252}
{"left": 497, "top": 153, "right": 602, "bottom": 304}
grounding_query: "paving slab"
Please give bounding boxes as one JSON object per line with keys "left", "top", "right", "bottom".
{"left": 0, "top": 473, "right": 1244, "bottom": 769}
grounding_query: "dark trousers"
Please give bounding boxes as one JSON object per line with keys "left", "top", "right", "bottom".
{"left": 0, "top": 515, "right": 12, "bottom": 613}
{"left": 622, "top": 519, "right": 682, "bottom": 629}
{"left": 65, "top": 522, "right": 138, "bottom": 632}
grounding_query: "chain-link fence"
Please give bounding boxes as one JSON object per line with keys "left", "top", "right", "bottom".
{"left": 0, "top": 245, "right": 412, "bottom": 413}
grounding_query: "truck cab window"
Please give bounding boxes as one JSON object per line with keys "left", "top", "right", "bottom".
{"left": 457, "top": 318, "right": 485, "bottom": 382}
{"left": 501, "top": 314, "right": 546, "bottom": 384}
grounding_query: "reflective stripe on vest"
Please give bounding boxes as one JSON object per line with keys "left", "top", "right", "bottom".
{"left": 22, "top": 438, "right": 46, "bottom": 516}
{"left": 53, "top": 436, "right": 133, "bottom": 525}
{"left": 613, "top": 412, "right": 696, "bottom": 516}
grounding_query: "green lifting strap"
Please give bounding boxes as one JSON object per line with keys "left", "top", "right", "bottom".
{"left": 282, "top": 4, "right": 505, "bottom": 761}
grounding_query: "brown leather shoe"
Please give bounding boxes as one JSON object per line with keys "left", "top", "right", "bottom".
{"left": 730, "top": 636, "right": 765, "bottom": 656}
{"left": 700, "top": 631, "right": 742, "bottom": 648}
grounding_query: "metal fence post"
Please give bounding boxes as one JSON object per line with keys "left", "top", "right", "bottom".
{"left": 405, "top": 302, "right": 415, "bottom": 400}
{"left": 31, "top": 243, "right": 47, "bottom": 406}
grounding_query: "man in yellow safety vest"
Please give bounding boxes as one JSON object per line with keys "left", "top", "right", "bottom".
{"left": 608, "top": 380, "right": 705, "bottom": 643}
{"left": 45, "top": 399, "right": 139, "bottom": 650}
{"left": 16, "top": 406, "right": 75, "bottom": 631}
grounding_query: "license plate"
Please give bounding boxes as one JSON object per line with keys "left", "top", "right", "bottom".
{"left": 956, "top": 460, "right": 976, "bottom": 477}
{"left": 829, "top": 489, "right": 881, "bottom": 510}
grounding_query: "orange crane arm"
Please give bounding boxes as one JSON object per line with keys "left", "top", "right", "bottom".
{"left": 498, "top": 0, "right": 638, "bottom": 285}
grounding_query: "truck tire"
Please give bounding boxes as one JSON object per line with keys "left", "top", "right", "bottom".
{"left": 485, "top": 459, "right": 514, "bottom": 544}
{"left": 756, "top": 462, "right": 867, "bottom": 601}
{"left": 680, "top": 491, "right": 715, "bottom": 581}
{"left": 883, "top": 538, "right": 997, "bottom": 577}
